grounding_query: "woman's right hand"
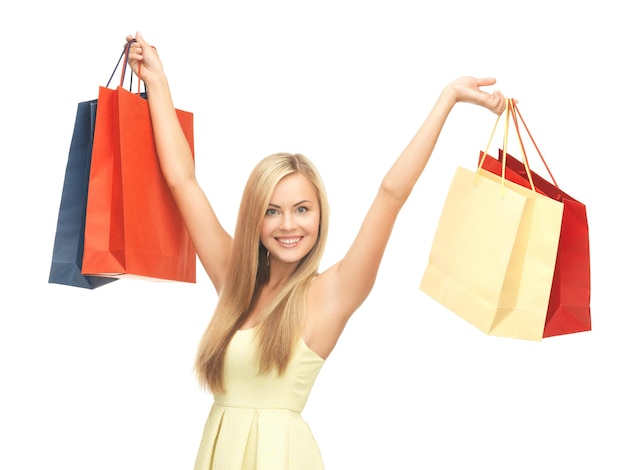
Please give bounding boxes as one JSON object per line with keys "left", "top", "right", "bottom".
{"left": 125, "top": 31, "right": 164, "bottom": 85}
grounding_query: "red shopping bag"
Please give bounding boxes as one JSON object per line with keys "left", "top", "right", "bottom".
{"left": 479, "top": 102, "right": 590, "bottom": 337}
{"left": 82, "top": 43, "right": 196, "bottom": 282}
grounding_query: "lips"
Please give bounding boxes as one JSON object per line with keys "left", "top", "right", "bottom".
{"left": 275, "top": 237, "right": 303, "bottom": 247}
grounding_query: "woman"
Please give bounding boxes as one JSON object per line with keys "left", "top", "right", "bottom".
{"left": 126, "top": 31, "right": 506, "bottom": 469}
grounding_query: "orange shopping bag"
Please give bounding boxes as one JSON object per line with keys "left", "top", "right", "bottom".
{"left": 82, "top": 42, "right": 196, "bottom": 282}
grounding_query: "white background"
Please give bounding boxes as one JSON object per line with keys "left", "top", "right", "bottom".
{"left": 2, "top": 1, "right": 624, "bottom": 469}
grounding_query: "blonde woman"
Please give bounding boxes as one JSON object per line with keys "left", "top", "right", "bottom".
{"left": 126, "top": 31, "right": 505, "bottom": 470}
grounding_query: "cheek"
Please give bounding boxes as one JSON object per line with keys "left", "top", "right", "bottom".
{"left": 259, "top": 218, "right": 274, "bottom": 241}
{"left": 306, "top": 215, "right": 321, "bottom": 238}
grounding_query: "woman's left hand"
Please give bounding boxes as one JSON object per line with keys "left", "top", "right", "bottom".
{"left": 446, "top": 76, "right": 508, "bottom": 115}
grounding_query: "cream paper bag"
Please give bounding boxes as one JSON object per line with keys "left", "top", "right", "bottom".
{"left": 420, "top": 164, "right": 563, "bottom": 341}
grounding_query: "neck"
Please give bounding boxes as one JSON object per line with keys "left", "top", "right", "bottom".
{"left": 267, "top": 260, "right": 298, "bottom": 290}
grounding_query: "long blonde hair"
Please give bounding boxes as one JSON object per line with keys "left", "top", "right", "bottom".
{"left": 194, "top": 153, "right": 330, "bottom": 392}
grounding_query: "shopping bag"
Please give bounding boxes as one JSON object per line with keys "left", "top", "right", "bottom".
{"left": 420, "top": 99, "right": 564, "bottom": 341}
{"left": 479, "top": 103, "right": 591, "bottom": 337}
{"left": 48, "top": 99, "right": 118, "bottom": 289}
{"left": 82, "top": 43, "right": 196, "bottom": 282}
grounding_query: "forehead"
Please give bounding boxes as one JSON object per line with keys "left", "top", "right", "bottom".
{"left": 270, "top": 172, "right": 317, "bottom": 203}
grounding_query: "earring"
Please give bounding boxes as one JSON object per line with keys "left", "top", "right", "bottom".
{"left": 266, "top": 250, "right": 270, "bottom": 267}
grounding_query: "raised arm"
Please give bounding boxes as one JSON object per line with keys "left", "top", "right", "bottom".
{"left": 307, "top": 77, "right": 505, "bottom": 354}
{"left": 126, "top": 32, "right": 232, "bottom": 292}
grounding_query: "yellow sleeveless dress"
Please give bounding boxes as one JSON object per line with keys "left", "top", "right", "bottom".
{"left": 193, "top": 327, "right": 326, "bottom": 470}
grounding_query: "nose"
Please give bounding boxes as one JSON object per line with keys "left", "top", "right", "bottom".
{"left": 280, "top": 212, "right": 297, "bottom": 231}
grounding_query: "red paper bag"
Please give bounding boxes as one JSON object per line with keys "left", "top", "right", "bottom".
{"left": 82, "top": 45, "right": 196, "bottom": 283}
{"left": 479, "top": 103, "right": 590, "bottom": 337}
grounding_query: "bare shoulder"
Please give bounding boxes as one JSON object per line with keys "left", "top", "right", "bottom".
{"left": 302, "top": 267, "right": 350, "bottom": 359}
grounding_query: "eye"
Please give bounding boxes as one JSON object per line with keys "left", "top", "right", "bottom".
{"left": 266, "top": 208, "right": 278, "bottom": 216}
{"left": 296, "top": 206, "right": 309, "bottom": 214}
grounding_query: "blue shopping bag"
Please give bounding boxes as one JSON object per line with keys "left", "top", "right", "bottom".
{"left": 48, "top": 99, "right": 118, "bottom": 289}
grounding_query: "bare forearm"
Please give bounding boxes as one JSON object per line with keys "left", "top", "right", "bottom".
{"left": 145, "top": 74, "right": 196, "bottom": 188}
{"left": 380, "top": 87, "right": 456, "bottom": 203}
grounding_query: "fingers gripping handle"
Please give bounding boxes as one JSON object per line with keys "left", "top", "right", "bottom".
{"left": 105, "top": 39, "right": 143, "bottom": 95}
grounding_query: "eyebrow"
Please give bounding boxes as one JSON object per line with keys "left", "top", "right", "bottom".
{"left": 268, "top": 200, "right": 313, "bottom": 208}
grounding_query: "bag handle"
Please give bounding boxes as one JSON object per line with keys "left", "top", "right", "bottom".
{"left": 510, "top": 101, "right": 559, "bottom": 188}
{"left": 478, "top": 98, "right": 559, "bottom": 191}
{"left": 477, "top": 98, "right": 526, "bottom": 193}
{"left": 477, "top": 98, "right": 537, "bottom": 194}
{"left": 105, "top": 40, "right": 143, "bottom": 96}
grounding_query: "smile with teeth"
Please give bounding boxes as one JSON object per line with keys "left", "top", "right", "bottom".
{"left": 275, "top": 237, "right": 303, "bottom": 247}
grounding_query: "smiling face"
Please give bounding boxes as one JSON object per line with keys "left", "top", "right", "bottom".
{"left": 260, "top": 172, "right": 321, "bottom": 269}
